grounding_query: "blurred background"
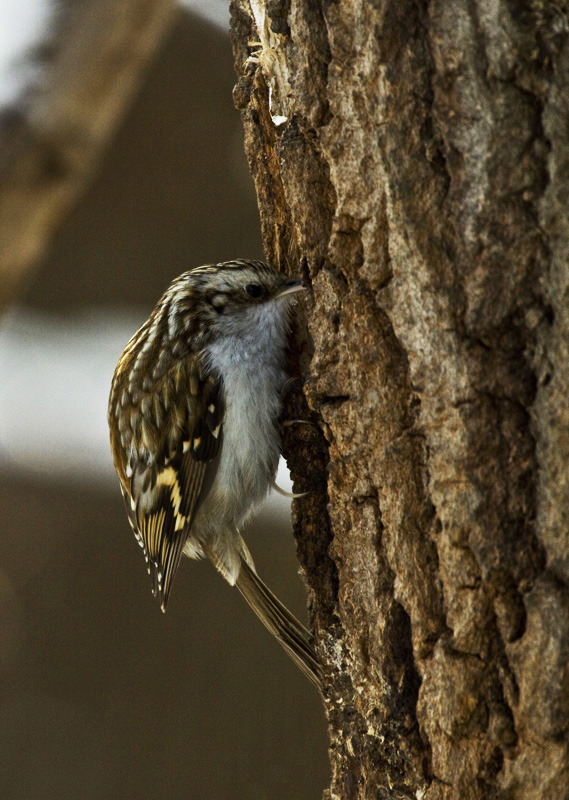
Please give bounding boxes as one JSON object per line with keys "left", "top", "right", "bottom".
{"left": 0, "top": 1, "right": 328, "bottom": 797}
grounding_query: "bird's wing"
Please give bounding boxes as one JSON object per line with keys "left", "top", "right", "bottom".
{"left": 124, "top": 362, "right": 224, "bottom": 610}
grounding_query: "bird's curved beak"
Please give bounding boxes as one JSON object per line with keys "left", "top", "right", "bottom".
{"left": 278, "top": 278, "right": 305, "bottom": 297}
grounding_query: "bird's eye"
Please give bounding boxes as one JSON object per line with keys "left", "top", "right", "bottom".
{"left": 245, "top": 284, "right": 262, "bottom": 298}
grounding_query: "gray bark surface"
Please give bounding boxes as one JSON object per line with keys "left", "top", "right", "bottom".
{"left": 230, "top": 2, "right": 569, "bottom": 798}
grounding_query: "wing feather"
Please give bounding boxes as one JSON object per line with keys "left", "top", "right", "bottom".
{"left": 122, "top": 363, "right": 224, "bottom": 610}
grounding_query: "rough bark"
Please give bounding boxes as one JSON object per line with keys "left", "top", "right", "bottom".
{"left": 0, "top": 0, "right": 175, "bottom": 308}
{"left": 230, "top": 2, "right": 569, "bottom": 798}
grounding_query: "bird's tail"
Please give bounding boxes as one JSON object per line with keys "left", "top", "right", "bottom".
{"left": 202, "top": 537, "right": 321, "bottom": 689}
{"left": 235, "top": 556, "right": 322, "bottom": 689}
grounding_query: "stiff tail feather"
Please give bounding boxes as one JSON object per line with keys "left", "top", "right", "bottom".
{"left": 235, "top": 556, "right": 322, "bottom": 689}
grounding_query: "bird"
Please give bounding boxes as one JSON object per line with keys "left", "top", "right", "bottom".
{"left": 108, "top": 259, "right": 321, "bottom": 688}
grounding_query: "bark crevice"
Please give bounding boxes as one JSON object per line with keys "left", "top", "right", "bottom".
{"left": 231, "top": 1, "right": 569, "bottom": 796}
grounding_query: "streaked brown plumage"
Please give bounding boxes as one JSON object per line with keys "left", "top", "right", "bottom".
{"left": 108, "top": 260, "right": 321, "bottom": 687}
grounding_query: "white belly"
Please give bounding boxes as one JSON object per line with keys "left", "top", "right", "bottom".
{"left": 186, "top": 300, "right": 290, "bottom": 578}
{"left": 207, "top": 353, "right": 285, "bottom": 524}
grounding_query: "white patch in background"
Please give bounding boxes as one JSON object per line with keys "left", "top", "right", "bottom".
{"left": 0, "top": 307, "right": 140, "bottom": 482}
{"left": 0, "top": 307, "right": 294, "bottom": 505}
{"left": 0, "top": 0, "right": 53, "bottom": 107}
{"left": 179, "top": 0, "right": 230, "bottom": 30}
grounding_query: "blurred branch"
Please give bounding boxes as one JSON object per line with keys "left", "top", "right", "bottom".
{"left": 0, "top": 0, "right": 176, "bottom": 308}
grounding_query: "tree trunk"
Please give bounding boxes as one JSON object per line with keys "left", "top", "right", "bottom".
{"left": 230, "top": 2, "right": 569, "bottom": 798}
